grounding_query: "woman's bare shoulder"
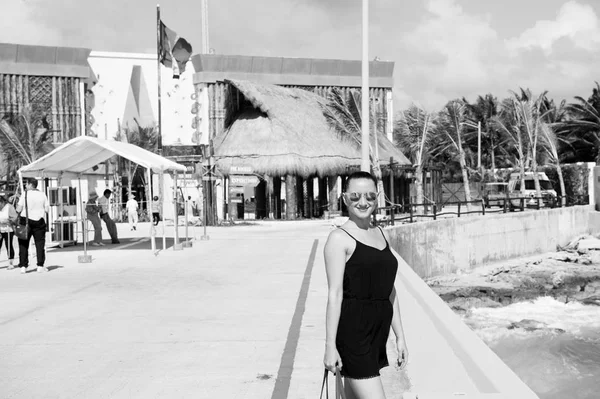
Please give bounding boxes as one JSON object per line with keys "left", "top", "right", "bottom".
{"left": 325, "top": 227, "right": 353, "bottom": 249}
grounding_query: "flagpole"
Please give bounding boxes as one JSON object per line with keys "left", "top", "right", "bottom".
{"left": 156, "top": 4, "right": 163, "bottom": 155}
{"left": 361, "top": 0, "right": 370, "bottom": 172}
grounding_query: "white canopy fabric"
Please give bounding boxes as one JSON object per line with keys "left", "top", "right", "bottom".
{"left": 19, "top": 136, "right": 187, "bottom": 178}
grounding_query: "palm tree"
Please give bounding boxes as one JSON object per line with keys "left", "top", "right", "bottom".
{"left": 394, "top": 105, "right": 435, "bottom": 211}
{"left": 539, "top": 122, "right": 567, "bottom": 206}
{"left": 559, "top": 82, "right": 600, "bottom": 162}
{"left": 491, "top": 97, "right": 529, "bottom": 196}
{"left": 515, "top": 93, "right": 543, "bottom": 200}
{"left": 322, "top": 88, "right": 385, "bottom": 206}
{"left": 115, "top": 119, "right": 159, "bottom": 195}
{"left": 463, "top": 94, "right": 503, "bottom": 179}
{"left": 434, "top": 100, "right": 474, "bottom": 210}
{"left": 0, "top": 106, "right": 54, "bottom": 185}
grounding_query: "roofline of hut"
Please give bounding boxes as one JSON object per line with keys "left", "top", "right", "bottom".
{"left": 192, "top": 54, "right": 394, "bottom": 88}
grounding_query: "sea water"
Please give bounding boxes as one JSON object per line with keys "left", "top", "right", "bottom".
{"left": 462, "top": 297, "right": 600, "bottom": 399}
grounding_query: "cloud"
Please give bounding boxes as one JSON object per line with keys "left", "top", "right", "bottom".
{"left": 505, "top": 1, "right": 600, "bottom": 55}
{"left": 2, "top": 0, "right": 64, "bottom": 46}
{"left": 394, "top": 0, "right": 502, "bottom": 109}
{"left": 392, "top": 0, "right": 600, "bottom": 111}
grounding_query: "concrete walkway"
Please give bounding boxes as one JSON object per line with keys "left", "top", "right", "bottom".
{"left": 0, "top": 220, "right": 537, "bottom": 399}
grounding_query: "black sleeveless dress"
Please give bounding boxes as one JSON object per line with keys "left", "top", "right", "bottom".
{"left": 336, "top": 227, "right": 399, "bottom": 380}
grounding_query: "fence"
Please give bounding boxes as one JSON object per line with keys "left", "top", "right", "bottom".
{"left": 377, "top": 194, "right": 590, "bottom": 226}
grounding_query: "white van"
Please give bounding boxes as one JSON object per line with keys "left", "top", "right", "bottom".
{"left": 507, "top": 172, "right": 557, "bottom": 208}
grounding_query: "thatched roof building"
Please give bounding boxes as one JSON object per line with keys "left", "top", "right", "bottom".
{"left": 214, "top": 79, "right": 410, "bottom": 178}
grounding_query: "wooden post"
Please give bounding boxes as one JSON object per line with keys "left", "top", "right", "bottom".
{"left": 285, "top": 175, "right": 296, "bottom": 220}
{"left": 297, "top": 176, "right": 304, "bottom": 218}
{"left": 306, "top": 177, "right": 314, "bottom": 218}
{"left": 273, "top": 176, "right": 282, "bottom": 219}
{"left": 328, "top": 176, "right": 339, "bottom": 212}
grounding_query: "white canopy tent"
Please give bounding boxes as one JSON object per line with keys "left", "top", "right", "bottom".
{"left": 19, "top": 136, "right": 186, "bottom": 177}
{"left": 18, "top": 136, "right": 188, "bottom": 254}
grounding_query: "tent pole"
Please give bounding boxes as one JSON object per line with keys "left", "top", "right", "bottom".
{"left": 173, "top": 171, "right": 182, "bottom": 250}
{"left": 183, "top": 171, "right": 191, "bottom": 247}
{"left": 147, "top": 168, "right": 156, "bottom": 254}
{"left": 77, "top": 175, "right": 92, "bottom": 263}
{"left": 160, "top": 167, "right": 166, "bottom": 251}
{"left": 58, "top": 173, "right": 64, "bottom": 248}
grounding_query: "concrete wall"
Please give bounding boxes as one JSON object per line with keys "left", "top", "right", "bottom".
{"left": 387, "top": 205, "right": 600, "bottom": 278}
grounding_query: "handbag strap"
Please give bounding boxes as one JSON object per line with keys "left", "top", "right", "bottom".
{"left": 320, "top": 369, "right": 329, "bottom": 399}
{"left": 24, "top": 191, "right": 29, "bottom": 226}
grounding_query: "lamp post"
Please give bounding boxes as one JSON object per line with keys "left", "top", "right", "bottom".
{"left": 361, "top": 0, "right": 370, "bottom": 172}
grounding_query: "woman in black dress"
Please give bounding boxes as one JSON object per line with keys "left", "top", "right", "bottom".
{"left": 323, "top": 171, "right": 408, "bottom": 398}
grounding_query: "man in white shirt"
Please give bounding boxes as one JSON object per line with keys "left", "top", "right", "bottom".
{"left": 126, "top": 194, "right": 139, "bottom": 231}
{"left": 16, "top": 178, "right": 49, "bottom": 273}
{"left": 98, "top": 189, "right": 120, "bottom": 244}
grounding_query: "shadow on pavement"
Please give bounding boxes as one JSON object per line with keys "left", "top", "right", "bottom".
{"left": 47, "top": 237, "right": 178, "bottom": 252}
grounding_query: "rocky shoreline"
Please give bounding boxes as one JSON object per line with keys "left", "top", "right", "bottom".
{"left": 426, "top": 234, "right": 600, "bottom": 315}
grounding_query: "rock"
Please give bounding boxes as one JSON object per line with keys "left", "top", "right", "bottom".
{"left": 508, "top": 319, "right": 548, "bottom": 331}
{"left": 552, "top": 271, "right": 571, "bottom": 288}
{"left": 550, "top": 252, "right": 578, "bottom": 262}
{"left": 579, "top": 295, "right": 600, "bottom": 306}
{"left": 449, "top": 297, "right": 503, "bottom": 312}
{"left": 508, "top": 319, "right": 565, "bottom": 333}
{"left": 578, "top": 256, "right": 593, "bottom": 265}
{"left": 577, "top": 238, "right": 600, "bottom": 251}
{"left": 584, "top": 281, "right": 600, "bottom": 294}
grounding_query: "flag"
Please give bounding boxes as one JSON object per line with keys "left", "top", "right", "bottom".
{"left": 159, "top": 21, "right": 193, "bottom": 79}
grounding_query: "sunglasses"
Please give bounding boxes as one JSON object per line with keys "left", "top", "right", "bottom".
{"left": 345, "top": 192, "right": 378, "bottom": 202}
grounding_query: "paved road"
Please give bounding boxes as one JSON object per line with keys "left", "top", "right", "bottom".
{"left": 0, "top": 219, "right": 536, "bottom": 399}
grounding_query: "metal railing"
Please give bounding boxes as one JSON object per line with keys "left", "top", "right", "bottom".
{"left": 376, "top": 194, "right": 590, "bottom": 226}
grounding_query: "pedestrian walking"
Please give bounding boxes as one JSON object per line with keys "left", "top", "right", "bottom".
{"left": 16, "top": 178, "right": 50, "bottom": 273}
{"left": 0, "top": 194, "right": 18, "bottom": 269}
{"left": 126, "top": 194, "right": 139, "bottom": 231}
{"left": 86, "top": 192, "right": 104, "bottom": 247}
{"left": 151, "top": 196, "right": 161, "bottom": 226}
{"left": 322, "top": 171, "right": 408, "bottom": 399}
{"left": 98, "top": 189, "right": 120, "bottom": 244}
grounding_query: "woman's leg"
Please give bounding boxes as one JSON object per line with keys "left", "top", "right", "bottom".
{"left": 344, "top": 376, "right": 386, "bottom": 399}
{"left": 7, "top": 232, "right": 14, "bottom": 260}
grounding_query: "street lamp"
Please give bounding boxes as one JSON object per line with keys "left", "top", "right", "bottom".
{"left": 361, "top": 0, "right": 370, "bottom": 172}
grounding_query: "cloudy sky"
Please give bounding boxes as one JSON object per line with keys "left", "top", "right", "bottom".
{"left": 4, "top": 0, "right": 600, "bottom": 111}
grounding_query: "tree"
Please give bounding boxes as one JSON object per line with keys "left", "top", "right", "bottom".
{"left": 322, "top": 88, "right": 385, "bottom": 206}
{"left": 434, "top": 100, "right": 474, "bottom": 210}
{"left": 492, "top": 97, "right": 529, "bottom": 197}
{"left": 394, "top": 105, "right": 435, "bottom": 210}
{"left": 559, "top": 82, "right": 600, "bottom": 162}
{"left": 539, "top": 122, "right": 567, "bottom": 206}
{"left": 463, "top": 94, "right": 503, "bottom": 179}
{"left": 114, "top": 120, "right": 159, "bottom": 217}
{"left": 0, "top": 106, "right": 54, "bottom": 185}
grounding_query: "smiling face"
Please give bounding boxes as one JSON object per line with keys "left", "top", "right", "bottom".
{"left": 343, "top": 177, "right": 378, "bottom": 221}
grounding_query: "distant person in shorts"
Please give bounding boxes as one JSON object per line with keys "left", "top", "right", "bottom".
{"left": 152, "top": 196, "right": 161, "bottom": 226}
{"left": 16, "top": 178, "right": 49, "bottom": 273}
{"left": 98, "top": 189, "right": 120, "bottom": 244}
{"left": 126, "top": 194, "right": 139, "bottom": 231}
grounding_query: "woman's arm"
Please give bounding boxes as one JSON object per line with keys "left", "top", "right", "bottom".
{"left": 389, "top": 286, "right": 406, "bottom": 341}
{"left": 383, "top": 229, "right": 409, "bottom": 368}
{"left": 7, "top": 204, "right": 18, "bottom": 222}
{"left": 323, "top": 230, "right": 348, "bottom": 372}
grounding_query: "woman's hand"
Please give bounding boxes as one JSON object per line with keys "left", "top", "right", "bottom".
{"left": 396, "top": 337, "right": 409, "bottom": 370}
{"left": 323, "top": 343, "right": 343, "bottom": 374}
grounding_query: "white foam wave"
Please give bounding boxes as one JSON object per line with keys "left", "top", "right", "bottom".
{"left": 463, "top": 296, "right": 600, "bottom": 343}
